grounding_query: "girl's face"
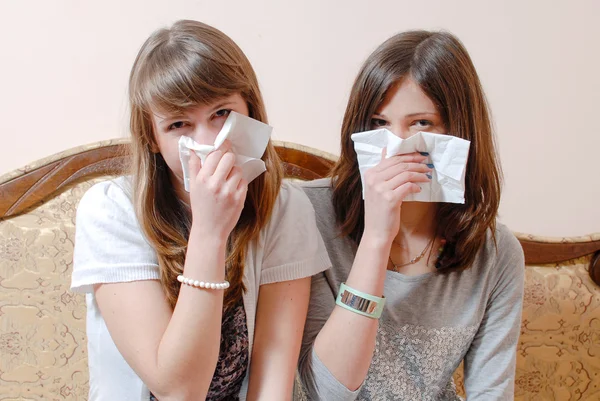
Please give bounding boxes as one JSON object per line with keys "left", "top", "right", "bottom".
{"left": 371, "top": 77, "right": 446, "bottom": 138}
{"left": 150, "top": 93, "right": 249, "bottom": 197}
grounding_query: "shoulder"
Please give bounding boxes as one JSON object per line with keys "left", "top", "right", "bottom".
{"left": 77, "top": 176, "right": 134, "bottom": 220}
{"left": 300, "top": 177, "right": 333, "bottom": 190}
{"left": 263, "top": 180, "right": 321, "bottom": 239}
{"left": 477, "top": 221, "right": 525, "bottom": 282}
{"left": 490, "top": 222, "right": 524, "bottom": 263}
{"left": 72, "top": 176, "right": 159, "bottom": 292}
{"left": 258, "top": 180, "right": 331, "bottom": 282}
{"left": 298, "top": 178, "right": 341, "bottom": 240}
{"left": 298, "top": 178, "right": 335, "bottom": 219}
{"left": 269, "top": 180, "right": 317, "bottom": 222}
{"left": 299, "top": 178, "right": 334, "bottom": 204}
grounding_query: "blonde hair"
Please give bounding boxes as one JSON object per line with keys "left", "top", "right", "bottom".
{"left": 127, "top": 20, "right": 283, "bottom": 310}
{"left": 332, "top": 30, "right": 502, "bottom": 271}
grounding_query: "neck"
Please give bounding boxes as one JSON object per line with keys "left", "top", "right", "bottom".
{"left": 170, "top": 170, "right": 191, "bottom": 207}
{"left": 395, "top": 202, "right": 437, "bottom": 244}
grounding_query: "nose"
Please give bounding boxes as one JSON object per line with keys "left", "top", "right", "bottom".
{"left": 191, "top": 124, "right": 220, "bottom": 145}
{"left": 388, "top": 125, "right": 412, "bottom": 140}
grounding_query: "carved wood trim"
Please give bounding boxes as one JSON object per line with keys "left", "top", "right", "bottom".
{"left": 0, "top": 144, "right": 129, "bottom": 218}
{"left": 275, "top": 146, "right": 335, "bottom": 180}
{"left": 519, "top": 239, "right": 600, "bottom": 286}
{"left": 519, "top": 239, "right": 600, "bottom": 265}
{"left": 0, "top": 142, "right": 334, "bottom": 218}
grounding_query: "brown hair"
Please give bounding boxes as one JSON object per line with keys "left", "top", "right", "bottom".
{"left": 127, "top": 20, "right": 283, "bottom": 310}
{"left": 332, "top": 30, "right": 502, "bottom": 271}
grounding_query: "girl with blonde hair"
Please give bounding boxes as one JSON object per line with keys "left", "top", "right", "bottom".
{"left": 71, "top": 20, "right": 330, "bottom": 400}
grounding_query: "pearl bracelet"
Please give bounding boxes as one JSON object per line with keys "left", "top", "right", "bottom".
{"left": 177, "top": 275, "right": 230, "bottom": 290}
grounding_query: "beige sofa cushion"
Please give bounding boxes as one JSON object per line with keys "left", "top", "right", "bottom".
{"left": 0, "top": 179, "right": 103, "bottom": 399}
{"left": 452, "top": 252, "right": 600, "bottom": 399}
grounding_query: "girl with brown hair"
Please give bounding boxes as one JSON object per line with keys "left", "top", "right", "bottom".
{"left": 298, "top": 30, "right": 524, "bottom": 400}
{"left": 71, "top": 20, "right": 330, "bottom": 400}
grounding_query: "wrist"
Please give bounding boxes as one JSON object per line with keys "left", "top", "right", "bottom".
{"left": 361, "top": 229, "right": 394, "bottom": 250}
{"left": 189, "top": 224, "right": 229, "bottom": 248}
{"left": 185, "top": 226, "right": 228, "bottom": 281}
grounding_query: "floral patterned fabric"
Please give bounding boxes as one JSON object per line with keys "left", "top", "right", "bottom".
{"left": 0, "top": 179, "right": 96, "bottom": 400}
{"left": 1, "top": 168, "right": 600, "bottom": 400}
{"left": 451, "top": 255, "right": 600, "bottom": 400}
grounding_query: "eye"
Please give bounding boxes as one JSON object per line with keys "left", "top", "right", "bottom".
{"left": 214, "top": 109, "right": 232, "bottom": 118}
{"left": 371, "top": 118, "right": 388, "bottom": 128}
{"left": 167, "top": 121, "right": 188, "bottom": 131}
{"left": 413, "top": 119, "right": 432, "bottom": 128}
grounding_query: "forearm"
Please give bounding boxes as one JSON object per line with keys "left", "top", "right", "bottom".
{"left": 313, "top": 233, "right": 390, "bottom": 391}
{"left": 247, "top": 279, "right": 311, "bottom": 401}
{"left": 154, "top": 227, "right": 227, "bottom": 398}
{"left": 247, "top": 337, "right": 299, "bottom": 401}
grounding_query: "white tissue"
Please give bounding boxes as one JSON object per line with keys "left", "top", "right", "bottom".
{"left": 178, "top": 112, "right": 271, "bottom": 192}
{"left": 351, "top": 129, "right": 470, "bottom": 203}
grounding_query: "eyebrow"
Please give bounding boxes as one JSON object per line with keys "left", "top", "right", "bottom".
{"left": 405, "top": 112, "right": 439, "bottom": 118}
{"left": 155, "top": 98, "right": 239, "bottom": 125}
{"left": 372, "top": 113, "right": 388, "bottom": 119}
{"left": 159, "top": 100, "right": 237, "bottom": 122}
{"left": 157, "top": 114, "right": 184, "bottom": 124}
{"left": 372, "top": 112, "right": 439, "bottom": 120}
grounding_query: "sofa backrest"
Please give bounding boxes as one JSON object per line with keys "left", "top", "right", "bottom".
{"left": 1, "top": 141, "right": 598, "bottom": 400}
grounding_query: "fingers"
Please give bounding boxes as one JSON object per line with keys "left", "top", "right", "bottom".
{"left": 197, "top": 149, "right": 245, "bottom": 202}
{"left": 385, "top": 170, "right": 431, "bottom": 191}
{"left": 377, "top": 162, "right": 432, "bottom": 182}
{"left": 199, "top": 149, "right": 235, "bottom": 179}
{"left": 212, "top": 152, "right": 237, "bottom": 182}
{"left": 235, "top": 177, "right": 248, "bottom": 203}
{"left": 219, "top": 139, "right": 232, "bottom": 153}
{"left": 391, "top": 182, "right": 423, "bottom": 202}
{"left": 222, "top": 167, "right": 248, "bottom": 206}
{"left": 223, "top": 166, "right": 244, "bottom": 193}
{"left": 188, "top": 151, "right": 202, "bottom": 177}
{"left": 373, "top": 152, "right": 429, "bottom": 171}
{"left": 364, "top": 151, "right": 433, "bottom": 208}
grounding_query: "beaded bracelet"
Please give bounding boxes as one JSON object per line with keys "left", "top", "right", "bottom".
{"left": 177, "top": 275, "right": 230, "bottom": 290}
{"left": 335, "top": 283, "right": 385, "bottom": 319}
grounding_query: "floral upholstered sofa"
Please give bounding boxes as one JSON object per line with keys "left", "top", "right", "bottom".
{"left": 1, "top": 140, "right": 599, "bottom": 400}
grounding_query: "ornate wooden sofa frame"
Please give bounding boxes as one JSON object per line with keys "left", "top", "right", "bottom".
{"left": 1, "top": 140, "right": 599, "bottom": 400}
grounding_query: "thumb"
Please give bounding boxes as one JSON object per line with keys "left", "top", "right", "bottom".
{"left": 381, "top": 146, "right": 387, "bottom": 159}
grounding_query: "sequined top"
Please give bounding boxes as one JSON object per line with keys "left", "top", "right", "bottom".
{"left": 150, "top": 298, "right": 249, "bottom": 400}
{"left": 298, "top": 179, "right": 525, "bottom": 401}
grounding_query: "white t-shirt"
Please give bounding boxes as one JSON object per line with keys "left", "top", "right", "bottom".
{"left": 71, "top": 176, "right": 331, "bottom": 401}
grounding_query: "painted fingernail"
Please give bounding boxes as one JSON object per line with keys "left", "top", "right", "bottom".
{"left": 426, "top": 163, "right": 435, "bottom": 169}
{"left": 426, "top": 173, "right": 432, "bottom": 179}
{"left": 419, "top": 151, "right": 429, "bottom": 156}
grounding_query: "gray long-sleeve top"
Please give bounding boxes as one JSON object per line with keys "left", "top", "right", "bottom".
{"left": 297, "top": 179, "right": 525, "bottom": 401}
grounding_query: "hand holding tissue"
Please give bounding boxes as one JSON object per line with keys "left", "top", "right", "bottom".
{"left": 178, "top": 112, "right": 272, "bottom": 192}
{"left": 351, "top": 129, "right": 470, "bottom": 203}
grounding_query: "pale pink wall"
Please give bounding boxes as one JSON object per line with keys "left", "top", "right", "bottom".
{"left": 0, "top": 0, "right": 598, "bottom": 236}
